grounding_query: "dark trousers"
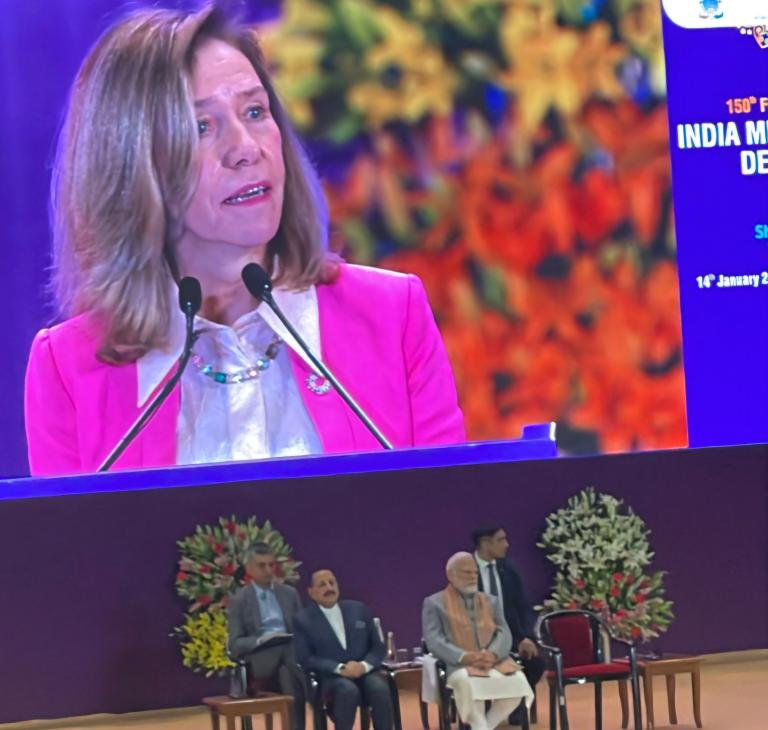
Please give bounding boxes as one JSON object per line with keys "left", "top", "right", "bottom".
{"left": 249, "top": 643, "right": 306, "bottom": 730}
{"left": 521, "top": 654, "right": 545, "bottom": 688}
{"left": 324, "top": 672, "right": 394, "bottom": 730}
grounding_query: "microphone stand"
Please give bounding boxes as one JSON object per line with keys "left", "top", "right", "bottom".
{"left": 253, "top": 281, "right": 393, "bottom": 451}
{"left": 98, "top": 299, "right": 198, "bottom": 472}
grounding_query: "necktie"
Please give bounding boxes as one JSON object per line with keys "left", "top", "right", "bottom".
{"left": 488, "top": 563, "right": 499, "bottom": 597}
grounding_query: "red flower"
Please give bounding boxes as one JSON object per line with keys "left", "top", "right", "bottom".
{"left": 567, "top": 601, "right": 579, "bottom": 609}
{"left": 213, "top": 543, "right": 225, "bottom": 555}
{"left": 610, "top": 586, "right": 621, "bottom": 597}
{"left": 176, "top": 571, "right": 187, "bottom": 582}
{"left": 630, "top": 626, "right": 642, "bottom": 639}
{"left": 198, "top": 595, "right": 212, "bottom": 606}
{"left": 574, "top": 578, "right": 587, "bottom": 589}
{"left": 200, "top": 565, "right": 210, "bottom": 574}
{"left": 612, "top": 572, "right": 624, "bottom": 582}
{"left": 222, "top": 563, "right": 236, "bottom": 576}
{"left": 615, "top": 609, "right": 627, "bottom": 619}
{"left": 590, "top": 599, "right": 605, "bottom": 610}
{"left": 625, "top": 575, "right": 635, "bottom": 585}
{"left": 226, "top": 521, "right": 237, "bottom": 534}
{"left": 635, "top": 594, "right": 647, "bottom": 604}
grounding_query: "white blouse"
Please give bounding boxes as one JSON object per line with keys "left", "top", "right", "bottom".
{"left": 136, "top": 286, "right": 324, "bottom": 465}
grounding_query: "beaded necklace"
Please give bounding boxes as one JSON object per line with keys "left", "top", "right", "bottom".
{"left": 190, "top": 335, "right": 283, "bottom": 384}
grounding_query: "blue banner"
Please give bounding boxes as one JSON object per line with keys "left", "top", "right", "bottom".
{"left": 662, "top": 1, "right": 768, "bottom": 447}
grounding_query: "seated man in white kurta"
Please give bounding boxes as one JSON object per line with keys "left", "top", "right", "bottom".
{"left": 422, "top": 552, "right": 533, "bottom": 730}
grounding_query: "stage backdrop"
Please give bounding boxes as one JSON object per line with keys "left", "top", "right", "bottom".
{"left": 2, "top": 0, "right": 687, "bottom": 478}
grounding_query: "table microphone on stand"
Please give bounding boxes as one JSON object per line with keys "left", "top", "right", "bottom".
{"left": 241, "top": 263, "right": 393, "bottom": 450}
{"left": 98, "top": 276, "right": 202, "bottom": 471}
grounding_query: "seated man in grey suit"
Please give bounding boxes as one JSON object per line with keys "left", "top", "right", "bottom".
{"left": 228, "top": 543, "right": 305, "bottom": 730}
{"left": 294, "top": 570, "right": 394, "bottom": 730}
{"left": 422, "top": 552, "right": 533, "bottom": 730}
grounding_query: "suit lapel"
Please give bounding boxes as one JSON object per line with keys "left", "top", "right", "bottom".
{"left": 314, "top": 602, "right": 347, "bottom": 652}
{"left": 246, "top": 584, "right": 262, "bottom": 629}
{"left": 475, "top": 557, "right": 486, "bottom": 592}
{"left": 340, "top": 602, "right": 356, "bottom": 651}
{"left": 274, "top": 584, "right": 292, "bottom": 630}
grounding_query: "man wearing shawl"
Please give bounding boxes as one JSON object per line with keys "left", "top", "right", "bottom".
{"left": 422, "top": 552, "right": 534, "bottom": 730}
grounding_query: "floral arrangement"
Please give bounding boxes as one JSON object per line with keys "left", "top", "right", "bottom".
{"left": 173, "top": 515, "right": 301, "bottom": 675}
{"left": 259, "top": 0, "right": 686, "bottom": 453}
{"left": 538, "top": 487, "right": 673, "bottom": 640}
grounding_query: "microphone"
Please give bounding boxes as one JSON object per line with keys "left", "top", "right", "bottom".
{"left": 98, "top": 277, "right": 202, "bottom": 471}
{"left": 242, "top": 263, "right": 393, "bottom": 450}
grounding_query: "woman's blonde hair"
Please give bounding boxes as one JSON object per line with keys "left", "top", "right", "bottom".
{"left": 51, "top": 3, "right": 328, "bottom": 362}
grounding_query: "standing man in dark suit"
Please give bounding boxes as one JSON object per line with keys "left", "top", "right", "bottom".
{"left": 472, "top": 527, "right": 546, "bottom": 696}
{"left": 294, "top": 570, "right": 394, "bottom": 730}
{"left": 228, "top": 543, "right": 306, "bottom": 730}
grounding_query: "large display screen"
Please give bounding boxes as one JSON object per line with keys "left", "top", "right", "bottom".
{"left": 661, "top": 0, "right": 768, "bottom": 447}
{"left": 3, "top": 0, "right": 691, "bottom": 477}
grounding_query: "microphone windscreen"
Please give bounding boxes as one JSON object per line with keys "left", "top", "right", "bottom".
{"left": 178, "top": 276, "right": 202, "bottom": 314}
{"left": 242, "top": 263, "right": 273, "bottom": 301}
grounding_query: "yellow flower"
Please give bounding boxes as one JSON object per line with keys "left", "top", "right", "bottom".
{"left": 177, "top": 610, "right": 235, "bottom": 676}
{"left": 500, "top": 24, "right": 583, "bottom": 134}
{"left": 499, "top": 3, "right": 627, "bottom": 136}
{"left": 619, "top": 0, "right": 666, "bottom": 95}
{"left": 280, "top": 0, "right": 332, "bottom": 32}
{"left": 411, "top": 0, "right": 502, "bottom": 33}
{"left": 499, "top": 0, "right": 557, "bottom": 51}
{"left": 261, "top": 25, "right": 327, "bottom": 129}
{"left": 573, "top": 21, "right": 628, "bottom": 100}
{"left": 346, "top": 8, "right": 458, "bottom": 127}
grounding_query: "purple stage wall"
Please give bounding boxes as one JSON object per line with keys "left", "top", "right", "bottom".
{"left": 0, "top": 444, "right": 766, "bottom": 723}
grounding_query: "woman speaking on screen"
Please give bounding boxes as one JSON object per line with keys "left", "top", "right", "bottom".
{"left": 24, "top": 3, "right": 464, "bottom": 476}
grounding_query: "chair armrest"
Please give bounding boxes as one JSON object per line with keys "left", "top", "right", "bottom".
{"left": 298, "top": 663, "right": 323, "bottom": 706}
{"left": 534, "top": 640, "right": 561, "bottom": 658}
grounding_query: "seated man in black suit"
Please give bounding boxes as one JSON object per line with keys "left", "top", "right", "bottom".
{"left": 294, "top": 570, "right": 394, "bottom": 730}
{"left": 472, "top": 527, "right": 546, "bottom": 706}
{"left": 228, "top": 543, "right": 305, "bottom": 730}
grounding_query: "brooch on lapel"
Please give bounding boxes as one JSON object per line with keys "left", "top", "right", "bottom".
{"left": 306, "top": 373, "right": 332, "bottom": 395}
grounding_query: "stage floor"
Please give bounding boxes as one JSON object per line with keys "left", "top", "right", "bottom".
{"left": 2, "top": 653, "right": 766, "bottom": 730}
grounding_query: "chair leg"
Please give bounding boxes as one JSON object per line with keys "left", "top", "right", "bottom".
{"left": 618, "top": 679, "right": 629, "bottom": 729}
{"left": 361, "top": 706, "right": 371, "bottom": 730}
{"left": 556, "top": 684, "right": 569, "bottom": 730}
{"left": 265, "top": 714, "right": 273, "bottom": 730}
{"left": 518, "top": 700, "right": 530, "bottom": 730}
{"left": 420, "top": 700, "right": 430, "bottom": 730}
{"left": 631, "top": 670, "right": 643, "bottom": 730}
{"left": 594, "top": 682, "right": 602, "bottom": 730}
{"left": 548, "top": 680, "right": 557, "bottom": 730}
{"left": 385, "top": 670, "right": 404, "bottom": 730}
{"left": 241, "top": 717, "right": 253, "bottom": 730}
{"left": 312, "top": 702, "right": 328, "bottom": 730}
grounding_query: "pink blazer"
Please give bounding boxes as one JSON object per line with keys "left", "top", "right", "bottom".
{"left": 25, "top": 264, "right": 465, "bottom": 476}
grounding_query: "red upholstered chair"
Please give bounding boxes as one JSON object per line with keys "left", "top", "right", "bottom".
{"left": 535, "top": 610, "right": 642, "bottom": 730}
